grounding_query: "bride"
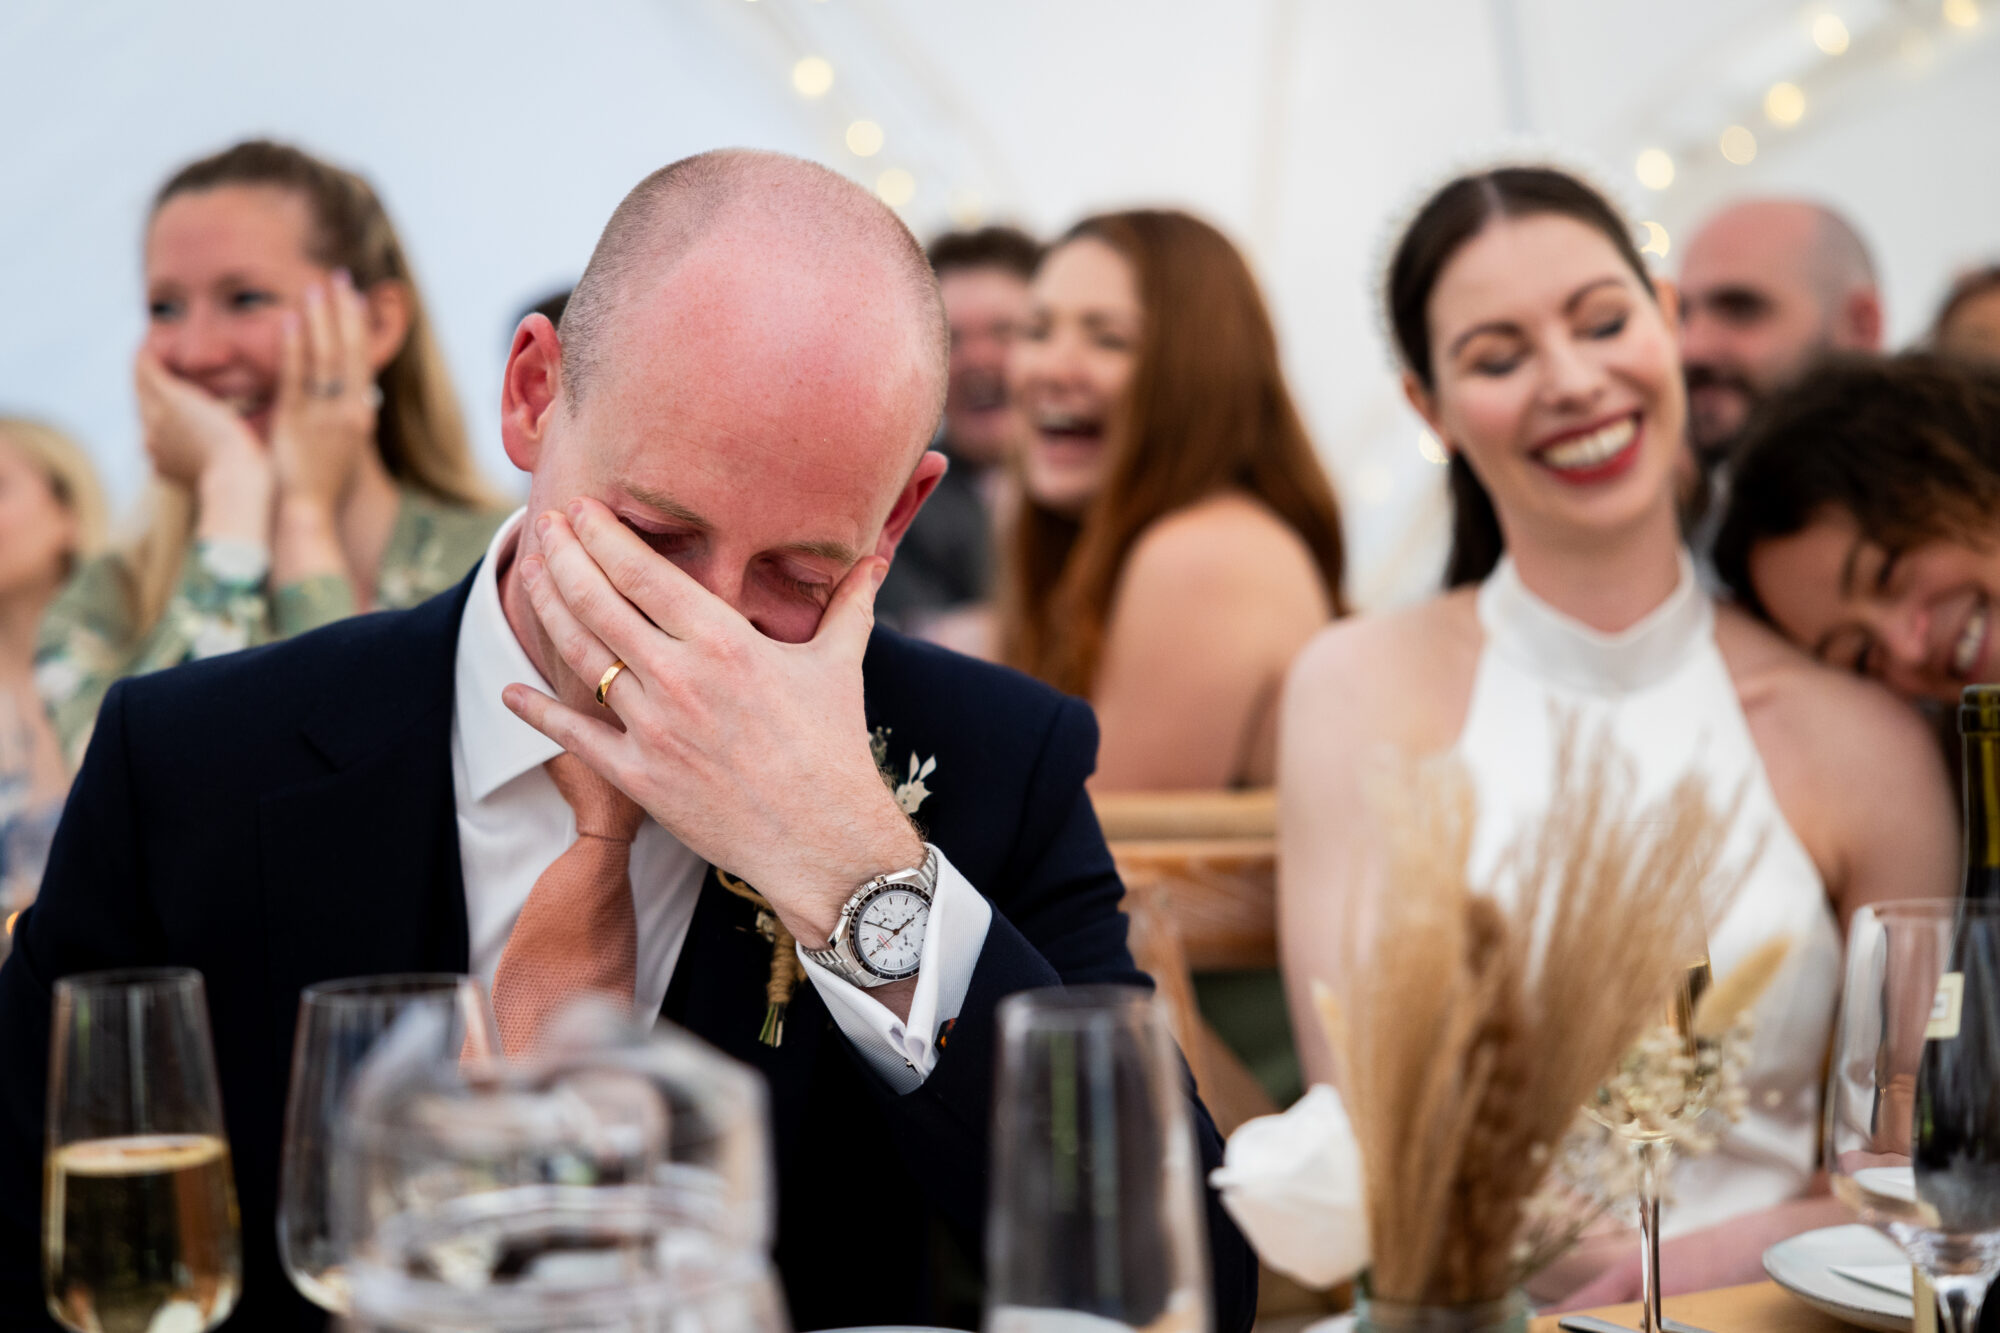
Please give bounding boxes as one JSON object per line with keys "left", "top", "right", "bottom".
{"left": 1277, "top": 166, "right": 1956, "bottom": 1302}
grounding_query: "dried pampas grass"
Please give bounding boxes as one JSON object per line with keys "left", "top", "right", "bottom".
{"left": 1313, "top": 719, "right": 1744, "bottom": 1305}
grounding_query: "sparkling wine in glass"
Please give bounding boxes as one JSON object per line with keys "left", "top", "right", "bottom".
{"left": 278, "top": 972, "right": 496, "bottom": 1315}
{"left": 1827, "top": 900, "right": 2000, "bottom": 1333}
{"left": 43, "top": 968, "right": 241, "bottom": 1333}
{"left": 1585, "top": 953, "right": 1719, "bottom": 1333}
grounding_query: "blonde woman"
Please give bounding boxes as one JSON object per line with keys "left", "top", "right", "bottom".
{"left": 37, "top": 140, "right": 508, "bottom": 766}
{"left": 0, "top": 419, "right": 105, "bottom": 898}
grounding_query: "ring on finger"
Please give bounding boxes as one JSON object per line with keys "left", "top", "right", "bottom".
{"left": 595, "top": 659, "right": 628, "bottom": 707}
{"left": 311, "top": 379, "right": 345, "bottom": 398}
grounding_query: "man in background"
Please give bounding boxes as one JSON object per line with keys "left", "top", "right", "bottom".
{"left": 1679, "top": 198, "right": 1883, "bottom": 465}
{"left": 876, "top": 226, "right": 1039, "bottom": 632}
{"left": 1677, "top": 198, "right": 1883, "bottom": 571}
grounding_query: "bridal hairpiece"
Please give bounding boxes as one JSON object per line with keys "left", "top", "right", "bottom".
{"left": 1366, "top": 137, "right": 1659, "bottom": 378}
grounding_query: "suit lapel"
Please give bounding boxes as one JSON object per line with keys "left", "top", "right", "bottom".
{"left": 661, "top": 867, "right": 826, "bottom": 1162}
{"left": 260, "top": 576, "right": 476, "bottom": 1057}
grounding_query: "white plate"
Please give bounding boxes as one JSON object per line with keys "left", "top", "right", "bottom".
{"left": 1763, "top": 1224, "right": 1916, "bottom": 1333}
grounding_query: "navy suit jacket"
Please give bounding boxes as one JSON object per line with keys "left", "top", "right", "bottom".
{"left": 0, "top": 571, "right": 1256, "bottom": 1332}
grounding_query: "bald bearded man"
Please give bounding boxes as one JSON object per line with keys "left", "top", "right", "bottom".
{"left": 1680, "top": 197, "right": 1883, "bottom": 465}
{"left": 0, "top": 151, "right": 1256, "bottom": 1332}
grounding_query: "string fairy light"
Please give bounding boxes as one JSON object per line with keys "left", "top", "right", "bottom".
{"left": 875, "top": 168, "right": 916, "bottom": 207}
{"left": 792, "top": 57, "right": 834, "bottom": 98}
{"left": 1764, "top": 82, "right": 1806, "bottom": 125}
{"left": 845, "top": 120, "right": 884, "bottom": 157}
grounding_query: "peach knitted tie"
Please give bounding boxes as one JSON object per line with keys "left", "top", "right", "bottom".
{"left": 491, "top": 754, "right": 646, "bottom": 1058}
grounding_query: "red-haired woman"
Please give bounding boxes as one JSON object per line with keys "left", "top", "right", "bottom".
{"left": 998, "top": 209, "right": 1346, "bottom": 792}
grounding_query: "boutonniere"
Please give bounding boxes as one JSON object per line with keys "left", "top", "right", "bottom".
{"left": 713, "top": 866, "right": 806, "bottom": 1048}
{"left": 713, "top": 730, "right": 938, "bottom": 1049}
{"left": 871, "top": 726, "right": 937, "bottom": 817}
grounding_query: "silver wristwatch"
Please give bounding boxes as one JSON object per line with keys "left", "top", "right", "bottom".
{"left": 802, "top": 844, "right": 940, "bottom": 988}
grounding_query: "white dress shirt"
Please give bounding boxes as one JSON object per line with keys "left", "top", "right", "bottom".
{"left": 451, "top": 513, "right": 991, "bottom": 1090}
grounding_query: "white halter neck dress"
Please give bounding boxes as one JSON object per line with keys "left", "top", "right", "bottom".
{"left": 1457, "top": 555, "right": 1843, "bottom": 1235}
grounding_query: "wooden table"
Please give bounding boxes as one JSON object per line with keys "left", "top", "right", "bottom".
{"left": 1529, "top": 1281, "right": 1855, "bottom": 1333}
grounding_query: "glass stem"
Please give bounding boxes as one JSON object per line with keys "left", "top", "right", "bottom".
{"left": 1634, "top": 1138, "right": 1670, "bottom": 1333}
{"left": 1932, "top": 1274, "right": 1990, "bottom": 1333}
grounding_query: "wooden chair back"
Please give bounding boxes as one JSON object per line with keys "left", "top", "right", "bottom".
{"left": 1094, "top": 790, "right": 1281, "bottom": 1135}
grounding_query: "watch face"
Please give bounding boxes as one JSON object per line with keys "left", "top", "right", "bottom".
{"left": 855, "top": 886, "right": 929, "bottom": 979}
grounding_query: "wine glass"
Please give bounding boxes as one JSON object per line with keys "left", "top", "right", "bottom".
{"left": 43, "top": 967, "right": 242, "bottom": 1332}
{"left": 1826, "top": 900, "right": 2000, "bottom": 1333}
{"left": 1583, "top": 949, "right": 1719, "bottom": 1333}
{"left": 278, "top": 972, "right": 497, "bottom": 1315}
{"left": 984, "top": 985, "right": 1211, "bottom": 1333}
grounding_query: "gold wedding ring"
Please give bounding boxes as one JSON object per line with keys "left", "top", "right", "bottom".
{"left": 595, "top": 659, "right": 627, "bottom": 707}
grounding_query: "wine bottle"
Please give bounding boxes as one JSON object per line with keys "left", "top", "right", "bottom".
{"left": 1911, "top": 686, "right": 2000, "bottom": 1237}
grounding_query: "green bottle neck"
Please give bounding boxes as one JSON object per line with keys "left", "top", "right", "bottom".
{"left": 1965, "top": 730, "right": 2000, "bottom": 883}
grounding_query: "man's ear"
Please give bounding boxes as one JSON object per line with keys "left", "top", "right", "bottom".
{"left": 1841, "top": 287, "right": 1885, "bottom": 351}
{"left": 872, "top": 451, "right": 950, "bottom": 560}
{"left": 501, "top": 314, "right": 563, "bottom": 476}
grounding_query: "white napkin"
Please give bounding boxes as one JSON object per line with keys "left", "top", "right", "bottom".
{"left": 1209, "top": 1084, "right": 1369, "bottom": 1288}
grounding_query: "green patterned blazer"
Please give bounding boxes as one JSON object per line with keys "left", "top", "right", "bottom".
{"left": 35, "top": 487, "right": 508, "bottom": 769}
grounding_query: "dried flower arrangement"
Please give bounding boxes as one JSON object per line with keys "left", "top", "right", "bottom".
{"left": 1310, "top": 722, "right": 1760, "bottom": 1306}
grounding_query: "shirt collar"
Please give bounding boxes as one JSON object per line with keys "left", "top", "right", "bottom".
{"left": 454, "top": 508, "right": 564, "bottom": 801}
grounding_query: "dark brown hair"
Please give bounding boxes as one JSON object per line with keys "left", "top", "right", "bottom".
{"left": 1932, "top": 265, "right": 2000, "bottom": 348}
{"left": 997, "top": 209, "right": 1347, "bottom": 698}
{"left": 927, "top": 225, "right": 1042, "bottom": 282}
{"left": 1385, "top": 167, "right": 1655, "bottom": 587}
{"left": 1715, "top": 353, "right": 2000, "bottom": 618}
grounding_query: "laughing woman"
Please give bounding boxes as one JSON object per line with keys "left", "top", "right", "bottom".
{"left": 36, "top": 140, "right": 507, "bottom": 767}
{"left": 998, "top": 209, "right": 1345, "bottom": 792}
{"left": 1277, "top": 168, "right": 1954, "bottom": 1302}
{"left": 1715, "top": 353, "right": 2000, "bottom": 704}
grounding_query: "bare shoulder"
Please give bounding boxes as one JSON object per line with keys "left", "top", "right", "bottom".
{"left": 1715, "top": 604, "right": 1954, "bottom": 900}
{"left": 1119, "top": 491, "right": 1328, "bottom": 603}
{"left": 1285, "top": 590, "right": 1482, "bottom": 758}
{"left": 1715, "top": 606, "right": 1938, "bottom": 769}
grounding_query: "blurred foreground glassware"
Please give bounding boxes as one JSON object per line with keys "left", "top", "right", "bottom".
{"left": 985, "top": 985, "right": 1210, "bottom": 1333}
{"left": 338, "top": 999, "right": 786, "bottom": 1332}
{"left": 44, "top": 968, "right": 242, "bottom": 1332}
{"left": 279, "top": 973, "right": 497, "bottom": 1315}
{"left": 1827, "top": 900, "right": 2000, "bottom": 1333}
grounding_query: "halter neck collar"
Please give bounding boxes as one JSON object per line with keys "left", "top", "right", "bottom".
{"left": 1476, "top": 551, "right": 1711, "bottom": 696}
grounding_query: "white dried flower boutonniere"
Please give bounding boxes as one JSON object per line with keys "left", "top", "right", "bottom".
{"left": 870, "top": 726, "right": 937, "bottom": 816}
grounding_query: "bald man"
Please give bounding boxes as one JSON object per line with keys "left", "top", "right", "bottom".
{"left": 1679, "top": 198, "right": 1884, "bottom": 465}
{"left": 0, "top": 151, "right": 1256, "bottom": 1332}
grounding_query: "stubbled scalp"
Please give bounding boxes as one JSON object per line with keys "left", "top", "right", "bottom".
{"left": 559, "top": 149, "right": 947, "bottom": 426}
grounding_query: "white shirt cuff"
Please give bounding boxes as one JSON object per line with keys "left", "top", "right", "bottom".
{"left": 797, "top": 847, "right": 992, "bottom": 1093}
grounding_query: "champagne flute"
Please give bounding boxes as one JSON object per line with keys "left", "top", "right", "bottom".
{"left": 984, "top": 985, "right": 1211, "bottom": 1333}
{"left": 278, "top": 972, "right": 497, "bottom": 1315}
{"left": 1826, "top": 900, "right": 2000, "bottom": 1333}
{"left": 1584, "top": 952, "right": 1720, "bottom": 1333}
{"left": 43, "top": 968, "right": 242, "bottom": 1333}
